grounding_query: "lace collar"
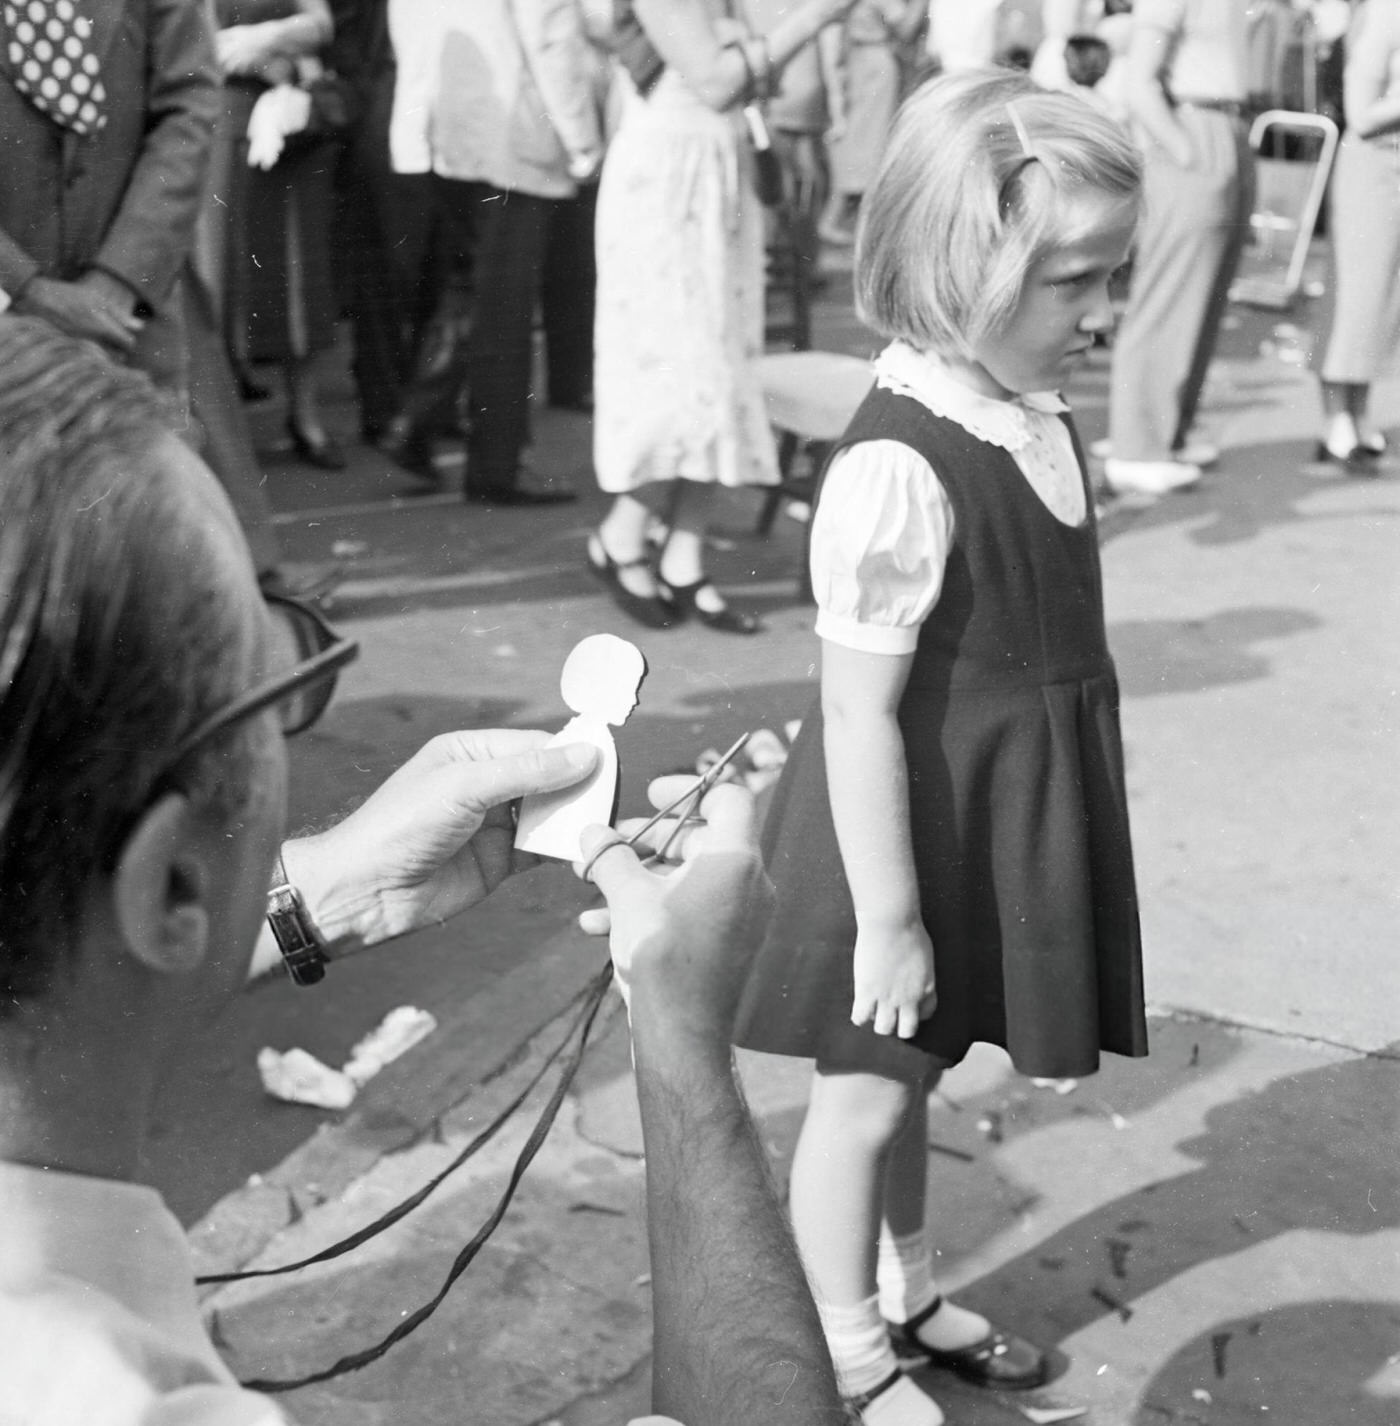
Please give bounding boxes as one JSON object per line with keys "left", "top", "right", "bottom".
{"left": 873, "top": 341, "right": 1068, "bottom": 455}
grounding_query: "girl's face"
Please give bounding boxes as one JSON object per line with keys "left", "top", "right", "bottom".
{"left": 964, "top": 190, "right": 1138, "bottom": 400}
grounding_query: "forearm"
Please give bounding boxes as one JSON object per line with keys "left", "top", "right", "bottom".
{"left": 514, "top": 0, "right": 603, "bottom": 167}
{"left": 763, "top": 3, "right": 850, "bottom": 76}
{"left": 245, "top": 835, "right": 365, "bottom": 984}
{"left": 0, "top": 228, "right": 41, "bottom": 300}
{"left": 1123, "top": 27, "right": 1188, "bottom": 159}
{"left": 638, "top": 0, "right": 851, "bottom": 113}
{"left": 633, "top": 1029, "right": 846, "bottom": 1424}
{"left": 1349, "top": 92, "right": 1400, "bottom": 140}
{"left": 1126, "top": 80, "right": 1186, "bottom": 155}
{"left": 823, "top": 704, "right": 921, "bottom": 930}
{"left": 93, "top": 0, "right": 220, "bottom": 305}
{"left": 264, "top": 0, "right": 333, "bottom": 58}
{"left": 1342, "top": 10, "right": 1400, "bottom": 138}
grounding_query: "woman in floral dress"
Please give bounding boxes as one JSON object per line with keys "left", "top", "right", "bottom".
{"left": 590, "top": 0, "right": 855, "bottom": 633}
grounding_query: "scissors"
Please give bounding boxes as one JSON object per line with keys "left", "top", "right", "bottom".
{"left": 580, "top": 731, "right": 752, "bottom": 883}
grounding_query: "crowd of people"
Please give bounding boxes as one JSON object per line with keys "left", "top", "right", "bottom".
{"left": 0, "top": 1, "right": 1396, "bottom": 1425}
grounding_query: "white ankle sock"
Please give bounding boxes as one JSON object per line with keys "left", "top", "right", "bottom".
{"left": 1326, "top": 412, "right": 1360, "bottom": 455}
{"left": 817, "top": 1294, "right": 898, "bottom": 1398}
{"left": 859, "top": 1373, "right": 946, "bottom": 1426}
{"left": 876, "top": 1228, "right": 991, "bottom": 1351}
{"left": 876, "top": 1227, "right": 939, "bottom": 1324}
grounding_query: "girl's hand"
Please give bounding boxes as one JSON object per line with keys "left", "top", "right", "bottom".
{"left": 851, "top": 921, "right": 936, "bottom": 1039}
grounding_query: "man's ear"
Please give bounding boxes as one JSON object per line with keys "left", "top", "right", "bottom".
{"left": 112, "top": 792, "right": 211, "bottom": 976}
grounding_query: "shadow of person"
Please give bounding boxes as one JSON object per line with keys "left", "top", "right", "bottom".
{"left": 1109, "top": 605, "right": 1320, "bottom": 698}
{"left": 1132, "top": 1301, "right": 1400, "bottom": 1424}
{"left": 956, "top": 1038, "right": 1400, "bottom": 1368}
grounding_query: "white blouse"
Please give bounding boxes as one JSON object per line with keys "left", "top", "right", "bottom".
{"left": 811, "top": 342, "right": 1087, "bottom": 656}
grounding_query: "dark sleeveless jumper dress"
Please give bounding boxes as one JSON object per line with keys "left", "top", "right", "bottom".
{"left": 733, "top": 386, "right": 1149, "bottom": 1080}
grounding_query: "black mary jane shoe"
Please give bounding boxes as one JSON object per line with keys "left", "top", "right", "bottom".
{"left": 587, "top": 534, "right": 675, "bottom": 629}
{"left": 1312, "top": 439, "right": 1382, "bottom": 475}
{"left": 886, "top": 1296, "right": 1049, "bottom": 1391}
{"left": 287, "top": 420, "right": 347, "bottom": 471}
{"left": 655, "top": 575, "right": 761, "bottom": 635}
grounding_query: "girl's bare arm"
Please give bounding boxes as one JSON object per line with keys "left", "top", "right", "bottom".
{"left": 821, "top": 640, "right": 935, "bottom": 1038}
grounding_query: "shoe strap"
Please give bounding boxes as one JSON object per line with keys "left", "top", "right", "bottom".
{"left": 846, "top": 1367, "right": 903, "bottom": 1413}
{"left": 896, "top": 1294, "right": 945, "bottom": 1336}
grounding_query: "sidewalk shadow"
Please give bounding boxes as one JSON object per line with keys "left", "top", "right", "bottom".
{"left": 1110, "top": 437, "right": 1400, "bottom": 553}
{"left": 1133, "top": 1302, "right": 1400, "bottom": 1424}
{"left": 953, "top": 1042, "right": 1400, "bottom": 1385}
{"left": 1109, "top": 606, "right": 1320, "bottom": 697}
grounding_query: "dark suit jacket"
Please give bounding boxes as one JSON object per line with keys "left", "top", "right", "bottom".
{"left": 0, "top": 0, "right": 220, "bottom": 315}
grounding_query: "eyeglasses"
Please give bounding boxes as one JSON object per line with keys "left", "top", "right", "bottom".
{"left": 157, "top": 592, "right": 359, "bottom": 780}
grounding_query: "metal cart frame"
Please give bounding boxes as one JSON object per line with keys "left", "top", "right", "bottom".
{"left": 1229, "top": 109, "right": 1340, "bottom": 312}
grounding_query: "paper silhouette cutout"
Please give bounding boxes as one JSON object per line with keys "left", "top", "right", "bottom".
{"left": 514, "top": 634, "right": 647, "bottom": 861}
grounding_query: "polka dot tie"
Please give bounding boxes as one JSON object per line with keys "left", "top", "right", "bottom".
{"left": 5, "top": 0, "right": 107, "bottom": 137}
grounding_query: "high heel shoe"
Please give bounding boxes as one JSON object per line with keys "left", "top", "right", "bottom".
{"left": 1312, "top": 439, "right": 1381, "bottom": 474}
{"left": 586, "top": 533, "right": 675, "bottom": 629}
{"left": 654, "top": 575, "right": 761, "bottom": 635}
{"left": 287, "top": 420, "right": 347, "bottom": 471}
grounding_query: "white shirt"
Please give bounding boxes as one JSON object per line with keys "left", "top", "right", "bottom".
{"left": 810, "top": 341, "right": 1086, "bottom": 656}
{"left": 0, "top": 1160, "right": 680, "bottom": 1426}
{"left": 387, "top": 0, "right": 602, "bottom": 193}
{"left": 926, "top": 0, "right": 1004, "bottom": 68}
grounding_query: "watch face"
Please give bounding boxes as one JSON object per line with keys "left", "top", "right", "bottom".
{"left": 267, "top": 886, "right": 328, "bottom": 985}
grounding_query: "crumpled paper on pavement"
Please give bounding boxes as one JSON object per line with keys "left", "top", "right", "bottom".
{"left": 258, "top": 1005, "right": 437, "bottom": 1109}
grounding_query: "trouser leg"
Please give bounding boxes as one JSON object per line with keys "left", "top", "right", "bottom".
{"left": 438, "top": 181, "right": 552, "bottom": 494}
{"left": 177, "top": 267, "right": 282, "bottom": 576}
{"left": 541, "top": 183, "right": 597, "bottom": 410}
{"left": 1174, "top": 116, "right": 1253, "bottom": 447}
{"left": 1109, "top": 110, "right": 1248, "bottom": 462}
{"left": 337, "top": 69, "right": 437, "bottom": 436}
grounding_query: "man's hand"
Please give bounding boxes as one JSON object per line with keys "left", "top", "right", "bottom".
{"left": 281, "top": 731, "right": 598, "bottom": 949}
{"left": 14, "top": 274, "right": 143, "bottom": 353}
{"left": 246, "top": 84, "right": 313, "bottom": 169}
{"left": 576, "top": 777, "right": 774, "bottom": 1048}
{"left": 215, "top": 21, "right": 280, "bottom": 75}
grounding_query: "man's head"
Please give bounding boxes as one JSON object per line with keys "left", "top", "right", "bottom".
{"left": 0, "top": 317, "right": 282, "bottom": 1027}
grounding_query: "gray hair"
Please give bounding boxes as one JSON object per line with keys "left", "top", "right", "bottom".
{"left": 0, "top": 318, "right": 259, "bottom": 1008}
{"left": 855, "top": 69, "right": 1143, "bottom": 358}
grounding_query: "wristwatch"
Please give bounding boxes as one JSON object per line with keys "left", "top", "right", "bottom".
{"left": 266, "top": 852, "right": 330, "bottom": 986}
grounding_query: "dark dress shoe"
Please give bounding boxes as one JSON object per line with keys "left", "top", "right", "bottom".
{"left": 550, "top": 392, "right": 594, "bottom": 414}
{"left": 464, "top": 484, "right": 577, "bottom": 507}
{"left": 377, "top": 420, "right": 441, "bottom": 483}
{"left": 287, "top": 420, "right": 347, "bottom": 471}
{"left": 586, "top": 532, "right": 674, "bottom": 628}
{"left": 653, "top": 575, "right": 761, "bottom": 634}
{"left": 1313, "top": 439, "right": 1382, "bottom": 475}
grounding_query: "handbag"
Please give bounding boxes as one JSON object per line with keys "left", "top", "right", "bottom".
{"left": 742, "top": 103, "right": 785, "bottom": 208}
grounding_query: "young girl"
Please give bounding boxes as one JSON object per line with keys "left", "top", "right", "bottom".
{"left": 733, "top": 71, "right": 1149, "bottom": 1426}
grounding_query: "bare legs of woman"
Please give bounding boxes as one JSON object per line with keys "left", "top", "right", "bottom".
{"left": 1318, "top": 379, "right": 1386, "bottom": 469}
{"left": 589, "top": 483, "right": 761, "bottom": 633}
{"left": 789, "top": 1061, "right": 1046, "bottom": 1423}
{"left": 284, "top": 351, "right": 346, "bottom": 470}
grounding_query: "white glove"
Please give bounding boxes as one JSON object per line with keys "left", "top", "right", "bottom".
{"left": 246, "top": 84, "right": 313, "bottom": 170}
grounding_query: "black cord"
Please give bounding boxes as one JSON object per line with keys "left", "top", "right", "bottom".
{"left": 203, "top": 960, "right": 615, "bottom": 1391}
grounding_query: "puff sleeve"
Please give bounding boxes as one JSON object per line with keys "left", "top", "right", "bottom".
{"left": 809, "top": 439, "right": 954, "bottom": 655}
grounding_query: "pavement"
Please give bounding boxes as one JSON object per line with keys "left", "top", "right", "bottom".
{"left": 178, "top": 256, "right": 1400, "bottom": 1426}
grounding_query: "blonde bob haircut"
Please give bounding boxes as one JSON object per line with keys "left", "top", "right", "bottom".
{"left": 855, "top": 69, "right": 1143, "bottom": 358}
